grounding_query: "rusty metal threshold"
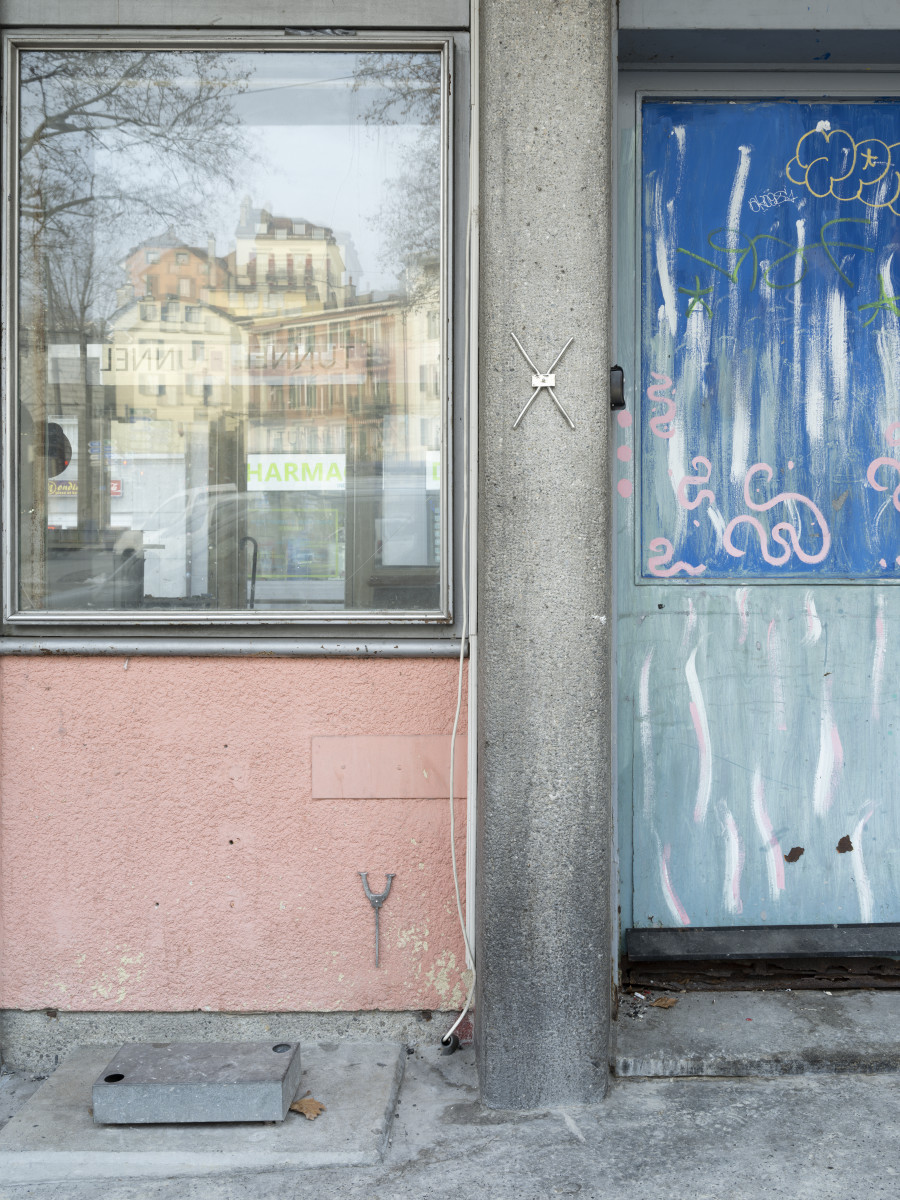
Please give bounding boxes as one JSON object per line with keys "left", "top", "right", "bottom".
{"left": 624, "top": 924, "right": 900, "bottom": 991}
{"left": 626, "top": 922, "right": 900, "bottom": 962}
{"left": 623, "top": 955, "right": 900, "bottom": 992}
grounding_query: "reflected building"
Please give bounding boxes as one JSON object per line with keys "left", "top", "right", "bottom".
{"left": 85, "top": 202, "right": 443, "bottom": 612}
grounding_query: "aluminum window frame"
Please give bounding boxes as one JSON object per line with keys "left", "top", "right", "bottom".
{"left": 1, "top": 26, "right": 469, "bottom": 643}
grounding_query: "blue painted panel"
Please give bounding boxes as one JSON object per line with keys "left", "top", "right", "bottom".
{"left": 618, "top": 95, "right": 900, "bottom": 936}
{"left": 641, "top": 101, "right": 900, "bottom": 580}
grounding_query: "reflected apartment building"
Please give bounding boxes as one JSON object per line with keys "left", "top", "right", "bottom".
{"left": 40, "top": 202, "right": 442, "bottom": 614}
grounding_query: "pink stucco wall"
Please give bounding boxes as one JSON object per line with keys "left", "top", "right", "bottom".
{"left": 0, "top": 656, "right": 468, "bottom": 1013}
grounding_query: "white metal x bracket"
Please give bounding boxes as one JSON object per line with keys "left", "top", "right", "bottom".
{"left": 510, "top": 333, "right": 575, "bottom": 430}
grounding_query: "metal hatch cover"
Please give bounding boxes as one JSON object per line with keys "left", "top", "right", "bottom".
{"left": 91, "top": 1041, "right": 302, "bottom": 1124}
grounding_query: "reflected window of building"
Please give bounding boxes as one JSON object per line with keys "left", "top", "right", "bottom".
{"left": 14, "top": 45, "right": 448, "bottom": 620}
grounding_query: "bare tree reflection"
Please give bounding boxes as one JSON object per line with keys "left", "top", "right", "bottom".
{"left": 21, "top": 51, "right": 250, "bottom": 245}
{"left": 18, "top": 50, "right": 251, "bottom": 607}
{"left": 352, "top": 53, "right": 441, "bottom": 304}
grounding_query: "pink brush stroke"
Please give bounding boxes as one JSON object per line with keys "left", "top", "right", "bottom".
{"left": 647, "top": 372, "right": 677, "bottom": 439}
{"left": 866, "top": 457, "right": 900, "bottom": 512}
{"left": 751, "top": 768, "right": 785, "bottom": 899}
{"left": 660, "top": 844, "right": 691, "bottom": 926}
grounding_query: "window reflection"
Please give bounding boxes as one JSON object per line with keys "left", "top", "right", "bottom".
{"left": 17, "top": 49, "right": 444, "bottom": 616}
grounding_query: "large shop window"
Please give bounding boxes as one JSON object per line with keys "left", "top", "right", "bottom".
{"left": 7, "top": 40, "right": 453, "bottom": 624}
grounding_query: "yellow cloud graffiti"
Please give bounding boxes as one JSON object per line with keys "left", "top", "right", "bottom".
{"left": 786, "top": 126, "right": 900, "bottom": 214}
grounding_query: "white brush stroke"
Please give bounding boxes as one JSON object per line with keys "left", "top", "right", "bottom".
{"left": 681, "top": 598, "right": 697, "bottom": 649}
{"left": 721, "top": 805, "right": 744, "bottom": 915}
{"left": 655, "top": 233, "right": 678, "bottom": 338}
{"left": 726, "top": 147, "right": 752, "bottom": 484}
{"left": 791, "top": 219, "right": 806, "bottom": 417}
{"left": 751, "top": 765, "right": 785, "bottom": 901}
{"left": 851, "top": 805, "right": 875, "bottom": 924}
{"left": 730, "top": 366, "right": 751, "bottom": 484}
{"left": 686, "top": 646, "right": 712, "bottom": 823}
{"left": 813, "top": 680, "right": 844, "bottom": 816}
{"left": 726, "top": 146, "right": 752, "bottom": 256}
{"left": 802, "top": 591, "right": 823, "bottom": 646}
{"left": 805, "top": 308, "right": 826, "bottom": 446}
{"left": 735, "top": 587, "right": 750, "bottom": 646}
{"left": 660, "top": 842, "right": 691, "bottom": 926}
{"left": 872, "top": 594, "right": 886, "bottom": 723}
{"left": 827, "top": 287, "right": 849, "bottom": 429}
{"left": 767, "top": 618, "right": 788, "bottom": 733}
{"left": 639, "top": 649, "right": 655, "bottom": 818}
{"left": 708, "top": 506, "right": 727, "bottom": 551}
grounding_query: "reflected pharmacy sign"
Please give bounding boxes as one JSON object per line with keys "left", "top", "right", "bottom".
{"left": 246, "top": 454, "right": 346, "bottom": 491}
{"left": 425, "top": 451, "right": 440, "bottom": 491}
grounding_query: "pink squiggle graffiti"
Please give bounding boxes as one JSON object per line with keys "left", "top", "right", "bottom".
{"left": 724, "top": 463, "right": 831, "bottom": 565}
{"left": 676, "top": 456, "right": 716, "bottom": 509}
{"left": 647, "top": 371, "right": 677, "bottom": 439}
{"left": 660, "top": 843, "right": 691, "bottom": 926}
{"left": 647, "top": 538, "right": 707, "bottom": 577}
{"left": 866, "top": 457, "right": 900, "bottom": 512}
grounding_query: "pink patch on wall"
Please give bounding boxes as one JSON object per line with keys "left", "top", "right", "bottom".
{"left": 617, "top": 411, "right": 633, "bottom": 427}
{"left": 617, "top": 479, "right": 633, "bottom": 498}
{"left": 312, "top": 735, "right": 467, "bottom": 799}
{"left": 617, "top": 445, "right": 632, "bottom": 462}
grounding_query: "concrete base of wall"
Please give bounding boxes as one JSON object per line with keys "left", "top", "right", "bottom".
{"left": 0, "top": 1010, "right": 463, "bottom": 1074}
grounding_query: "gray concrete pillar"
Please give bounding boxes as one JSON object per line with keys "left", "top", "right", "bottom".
{"left": 476, "top": 0, "right": 614, "bottom": 1108}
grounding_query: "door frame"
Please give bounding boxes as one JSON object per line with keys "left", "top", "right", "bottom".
{"left": 614, "top": 66, "right": 900, "bottom": 964}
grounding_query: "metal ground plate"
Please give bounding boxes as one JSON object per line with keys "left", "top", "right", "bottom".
{"left": 0, "top": 1041, "right": 405, "bottom": 1181}
{"left": 92, "top": 1041, "right": 302, "bottom": 1124}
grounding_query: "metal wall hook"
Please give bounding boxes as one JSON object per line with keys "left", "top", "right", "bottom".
{"left": 359, "top": 872, "right": 395, "bottom": 967}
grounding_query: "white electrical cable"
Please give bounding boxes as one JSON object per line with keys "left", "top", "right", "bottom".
{"left": 441, "top": 1, "right": 478, "bottom": 1048}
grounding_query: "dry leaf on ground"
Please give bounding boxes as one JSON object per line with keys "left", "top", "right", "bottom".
{"left": 290, "top": 1091, "right": 327, "bottom": 1120}
{"left": 650, "top": 996, "right": 678, "bottom": 1009}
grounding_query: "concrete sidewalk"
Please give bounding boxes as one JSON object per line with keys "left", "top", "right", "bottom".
{"left": 2, "top": 990, "right": 900, "bottom": 1199}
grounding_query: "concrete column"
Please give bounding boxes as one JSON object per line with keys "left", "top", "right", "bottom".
{"left": 476, "top": 0, "right": 613, "bottom": 1108}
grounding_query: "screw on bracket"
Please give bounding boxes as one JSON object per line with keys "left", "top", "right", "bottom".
{"left": 359, "top": 872, "right": 395, "bottom": 967}
{"left": 510, "top": 333, "right": 575, "bottom": 430}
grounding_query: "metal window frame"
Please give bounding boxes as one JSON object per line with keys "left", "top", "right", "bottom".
{"left": 1, "top": 26, "right": 470, "bottom": 645}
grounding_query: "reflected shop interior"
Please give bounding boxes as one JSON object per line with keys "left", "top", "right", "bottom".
{"left": 16, "top": 49, "right": 445, "bottom": 615}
